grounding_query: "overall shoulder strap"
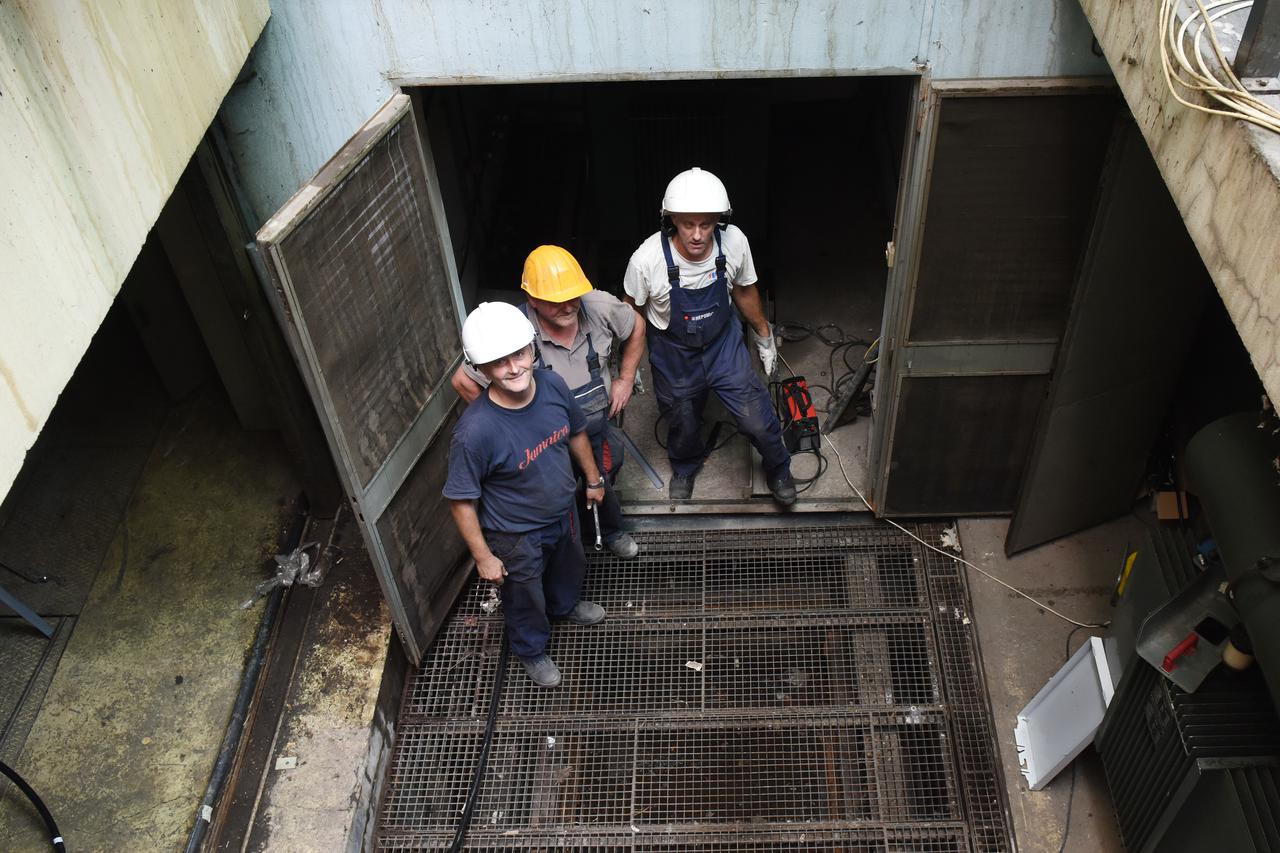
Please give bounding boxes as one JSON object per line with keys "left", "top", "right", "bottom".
{"left": 714, "top": 227, "right": 727, "bottom": 282}
{"left": 659, "top": 235, "right": 681, "bottom": 289}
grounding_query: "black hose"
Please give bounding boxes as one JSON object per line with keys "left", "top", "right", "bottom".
{"left": 448, "top": 633, "right": 510, "bottom": 852}
{"left": 183, "top": 498, "right": 309, "bottom": 853}
{"left": 0, "top": 758, "right": 66, "bottom": 851}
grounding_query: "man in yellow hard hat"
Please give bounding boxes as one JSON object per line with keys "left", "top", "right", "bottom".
{"left": 451, "top": 245, "right": 647, "bottom": 558}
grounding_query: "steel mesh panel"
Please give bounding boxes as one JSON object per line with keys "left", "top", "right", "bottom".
{"left": 381, "top": 522, "right": 1012, "bottom": 851}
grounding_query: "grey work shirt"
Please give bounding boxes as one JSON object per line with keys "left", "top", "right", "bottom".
{"left": 463, "top": 289, "right": 637, "bottom": 394}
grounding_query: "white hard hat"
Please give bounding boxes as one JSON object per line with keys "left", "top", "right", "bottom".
{"left": 461, "top": 302, "right": 535, "bottom": 365}
{"left": 661, "top": 167, "right": 732, "bottom": 216}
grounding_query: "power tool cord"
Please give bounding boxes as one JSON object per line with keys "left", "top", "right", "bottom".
{"left": 818, "top": 404, "right": 1108, "bottom": 629}
{"left": 0, "top": 758, "right": 65, "bottom": 852}
{"left": 448, "top": 633, "right": 511, "bottom": 852}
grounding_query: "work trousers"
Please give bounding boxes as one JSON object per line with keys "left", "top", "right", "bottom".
{"left": 649, "top": 322, "right": 791, "bottom": 480}
{"left": 483, "top": 512, "right": 586, "bottom": 659}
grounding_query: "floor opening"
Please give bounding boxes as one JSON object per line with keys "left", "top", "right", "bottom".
{"left": 423, "top": 77, "right": 912, "bottom": 509}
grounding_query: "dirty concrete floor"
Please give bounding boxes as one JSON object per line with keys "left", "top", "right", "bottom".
{"left": 0, "top": 385, "right": 296, "bottom": 852}
{"left": 958, "top": 515, "right": 1141, "bottom": 853}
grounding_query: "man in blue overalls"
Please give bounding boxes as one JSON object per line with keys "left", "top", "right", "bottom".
{"left": 451, "top": 245, "right": 646, "bottom": 557}
{"left": 623, "top": 167, "right": 796, "bottom": 505}
{"left": 445, "top": 301, "right": 608, "bottom": 688}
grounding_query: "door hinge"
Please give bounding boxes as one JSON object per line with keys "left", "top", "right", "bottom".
{"left": 885, "top": 241, "right": 896, "bottom": 268}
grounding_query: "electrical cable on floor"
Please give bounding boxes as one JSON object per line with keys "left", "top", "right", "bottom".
{"left": 448, "top": 633, "right": 511, "bottom": 853}
{"left": 0, "top": 758, "right": 66, "bottom": 852}
{"left": 1056, "top": 624, "right": 1091, "bottom": 853}
{"left": 1159, "top": 0, "right": 1280, "bottom": 135}
{"left": 775, "top": 321, "right": 875, "bottom": 417}
{"left": 820, "top": 430, "right": 1109, "bottom": 629}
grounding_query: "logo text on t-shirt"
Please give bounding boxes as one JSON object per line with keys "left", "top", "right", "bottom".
{"left": 519, "top": 424, "right": 570, "bottom": 470}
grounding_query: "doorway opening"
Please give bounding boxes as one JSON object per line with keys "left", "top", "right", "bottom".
{"left": 421, "top": 76, "right": 914, "bottom": 511}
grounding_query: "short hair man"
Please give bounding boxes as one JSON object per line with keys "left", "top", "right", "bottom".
{"left": 452, "top": 245, "right": 646, "bottom": 557}
{"left": 622, "top": 167, "right": 795, "bottom": 505}
{"left": 444, "top": 301, "right": 608, "bottom": 688}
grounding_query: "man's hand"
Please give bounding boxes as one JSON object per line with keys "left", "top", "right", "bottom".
{"left": 752, "top": 324, "right": 778, "bottom": 376}
{"left": 608, "top": 381, "right": 633, "bottom": 418}
{"left": 476, "top": 553, "right": 507, "bottom": 585}
{"left": 585, "top": 483, "right": 606, "bottom": 508}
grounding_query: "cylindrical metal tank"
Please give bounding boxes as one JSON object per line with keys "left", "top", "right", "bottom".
{"left": 1185, "top": 410, "right": 1280, "bottom": 713}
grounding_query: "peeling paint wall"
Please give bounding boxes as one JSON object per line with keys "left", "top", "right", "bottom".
{"left": 0, "top": 1, "right": 269, "bottom": 504}
{"left": 1079, "top": 0, "right": 1280, "bottom": 405}
{"left": 221, "top": 0, "right": 1108, "bottom": 225}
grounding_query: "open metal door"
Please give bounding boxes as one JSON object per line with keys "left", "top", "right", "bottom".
{"left": 872, "top": 81, "right": 1116, "bottom": 516}
{"left": 256, "top": 93, "right": 468, "bottom": 664}
{"left": 1004, "top": 118, "right": 1209, "bottom": 554}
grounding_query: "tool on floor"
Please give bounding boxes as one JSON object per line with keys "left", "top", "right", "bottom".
{"left": 824, "top": 339, "right": 877, "bottom": 434}
{"left": 771, "top": 357, "right": 830, "bottom": 494}
{"left": 776, "top": 376, "right": 820, "bottom": 453}
{"left": 592, "top": 502, "right": 602, "bottom": 551}
{"left": 0, "top": 585, "right": 54, "bottom": 639}
{"left": 614, "top": 427, "right": 664, "bottom": 490}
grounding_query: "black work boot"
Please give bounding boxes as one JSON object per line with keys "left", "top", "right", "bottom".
{"left": 669, "top": 473, "right": 696, "bottom": 500}
{"left": 519, "top": 653, "right": 562, "bottom": 688}
{"left": 563, "top": 600, "right": 606, "bottom": 625}
{"left": 768, "top": 471, "right": 797, "bottom": 507}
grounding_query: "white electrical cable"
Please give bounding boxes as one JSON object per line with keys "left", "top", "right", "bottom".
{"left": 776, "top": 351, "right": 1106, "bottom": 628}
{"left": 821, "top": 433, "right": 1108, "bottom": 629}
{"left": 1159, "top": 0, "right": 1280, "bottom": 135}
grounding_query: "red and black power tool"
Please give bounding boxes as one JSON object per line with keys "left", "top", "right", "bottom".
{"left": 777, "top": 376, "right": 821, "bottom": 453}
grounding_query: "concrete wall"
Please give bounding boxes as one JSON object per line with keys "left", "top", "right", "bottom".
{"left": 221, "top": 0, "right": 1108, "bottom": 226}
{"left": 1079, "top": 0, "right": 1280, "bottom": 405}
{"left": 0, "top": 1, "right": 270, "bottom": 503}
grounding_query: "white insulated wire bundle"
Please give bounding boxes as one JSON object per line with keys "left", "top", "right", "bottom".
{"left": 1159, "top": 0, "right": 1280, "bottom": 134}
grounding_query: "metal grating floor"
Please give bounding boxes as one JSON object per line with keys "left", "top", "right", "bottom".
{"left": 377, "top": 522, "right": 1012, "bottom": 852}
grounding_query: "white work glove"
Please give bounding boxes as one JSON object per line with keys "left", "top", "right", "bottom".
{"left": 752, "top": 324, "right": 778, "bottom": 376}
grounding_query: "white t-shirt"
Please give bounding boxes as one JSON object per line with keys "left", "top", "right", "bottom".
{"left": 622, "top": 225, "right": 758, "bottom": 330}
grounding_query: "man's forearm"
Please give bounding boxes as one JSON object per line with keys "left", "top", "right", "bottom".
{"left": 449, "top": 499, "right": 491, "bottom": 562}
{"left": 569, "top": 432, "right": 602, "bottom": 483}
{"left": 617, "top": 321, "right": 646, "bottom": 385}
{"left": 731, "top": 284, "right": 770, "bottom": 336}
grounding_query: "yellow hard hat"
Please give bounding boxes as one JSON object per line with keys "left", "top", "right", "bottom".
{"left": 520, "top": 245, "right": 593, "bottom": 302}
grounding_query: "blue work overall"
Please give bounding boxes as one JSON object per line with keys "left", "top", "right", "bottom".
{"left": 533, "top": 323, "right": 626, "bottom": 546}
{"left": 647, "top": 229, "right": 790, "bottom": 480}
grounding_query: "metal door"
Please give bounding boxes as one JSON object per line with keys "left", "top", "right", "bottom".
{"left": 257, "top": 93, "right": 468, "bottom": 663}
{"left": 871, "top": 81, "right": 1116, "bottom": 516}
{"left": 1004, "top": 118, "right": 1209, "bottom": 554}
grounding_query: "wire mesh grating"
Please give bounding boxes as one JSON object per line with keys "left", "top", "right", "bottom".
{"left": 380, "top": 522, "right": 1012, "bottom": 851}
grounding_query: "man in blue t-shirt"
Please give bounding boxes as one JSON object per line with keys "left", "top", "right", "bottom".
{"left": 444, "top": 301, "right": 608, "bottom": 688}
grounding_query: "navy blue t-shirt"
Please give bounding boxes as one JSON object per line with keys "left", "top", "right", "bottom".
{"left": 443, "top": 370, "right": 587, "bottom": 532}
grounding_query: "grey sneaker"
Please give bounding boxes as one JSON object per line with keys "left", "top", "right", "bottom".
{"left": 669, "top": 473, "right": 696, "bottom": 500}
{"left": 606, "top": 533, "right": 639, "bottom": 559}
{"left": 563, "top": 600, "right": 606, "bottom": 625}
{"left": 768, "top": 471, "right": 797, "bottom": 506}
{"left": 519, "top": 653, "right": 562, "bottom": 688}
